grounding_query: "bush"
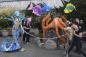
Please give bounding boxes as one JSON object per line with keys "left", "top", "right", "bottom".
{"left": 0, "top": 7, "right": 14, "bottom": 29}
{"left": 0, "top": 7, "right": 15, "bottom": 17}
{"left": 0, "top": 19, "right": 13, "bottom": 29}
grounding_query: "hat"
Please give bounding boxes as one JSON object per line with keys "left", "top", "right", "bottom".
{"left": 27, "top": 2, "right": 34, "bottom": 10}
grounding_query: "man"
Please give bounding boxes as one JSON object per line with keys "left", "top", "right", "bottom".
{"left": 67, "top": 19, "right": 86, "bottom": 57}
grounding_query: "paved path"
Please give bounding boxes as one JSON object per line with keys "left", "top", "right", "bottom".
{"left": 0, "top": 29, "right": 86, "bottom": 57}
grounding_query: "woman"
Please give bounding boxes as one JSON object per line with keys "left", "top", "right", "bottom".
{"left": 12, "top": 18, "right": 21, "bottom": 40}
{"left": 0, "top": 17, "right": 21, "bottom": 51}
{"left": 22, "top": 16, "right": 32, "bottom": 44}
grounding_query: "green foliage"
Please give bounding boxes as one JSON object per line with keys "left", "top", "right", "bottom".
{"left": 0, "top": 18, "right": 12, "bottom": 29}
{"left": 0, "top": 7, "right": 14, "bottom": 29}
{"left": 0, "top": 7, "right": 15, "bottom": 17}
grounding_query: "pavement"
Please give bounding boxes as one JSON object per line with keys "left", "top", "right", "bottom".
{"left": 0, "top": 28, "right": 86, "bottom": 57}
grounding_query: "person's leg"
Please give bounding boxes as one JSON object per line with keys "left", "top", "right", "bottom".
{"left": 76, "top": 44, "right": 86, "bottom": 57}
{"left": 74, "top": 39, "right": 82, "bottom": 52}
{"left": 65, "top": 39, "right": 75, "bottom": 57}
{"left": 76, "top": 39, "right": 86, "bottom": 57}
{"left": 25, "top": 29, "right": 30, "bottom": 43}
{"left": 79, "top": 50, "right": 86, "bottom": 57}
{"left": 22, "top": 33, "right": 26, "bottom": 42}
{"left": 26, "top": 34, "right": 30, "bottom": 43}
{"left": 16, "top": 30, "right": 20, "bottom": 41}
{"left": 39, "top": 31, "right": 43, "bottom": 43}
{"left": 68, "top": 39, "right": 75, "bottom": 54}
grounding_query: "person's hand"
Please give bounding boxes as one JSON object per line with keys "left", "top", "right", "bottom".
{"left": 26, "top": 28, "right": 30, "bottom": 29}
{"left": 24, "top": 27, "right": 30, "bottom": 29}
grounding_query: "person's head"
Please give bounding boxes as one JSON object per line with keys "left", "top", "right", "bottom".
{"left": 75, "top": 18, "right": 80, "bottom": 24}
{"left": 72, "top": 18, "right": 80, "bottom": 25}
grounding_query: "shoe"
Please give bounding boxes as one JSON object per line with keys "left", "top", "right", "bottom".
{"left": 26, "top": 42, "right": 30, "bottom": 45}
{"left": 65, "top": 54, "right": 71, "bottom": 57}
{"left": 20, "top": 48, "right": 25, "bottom": 52}
{"left": 39, "top": 43, "right": 44, "bottom": 47}
{"left": 65, "top": 54, "right": 69, "bottom": 57}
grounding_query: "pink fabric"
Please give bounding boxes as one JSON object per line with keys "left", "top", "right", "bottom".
{"left": 26, "top": 17, "right": 31, "bottom": 26}
{"left": 28, "top": 3, "right": 33, "bottom": 10}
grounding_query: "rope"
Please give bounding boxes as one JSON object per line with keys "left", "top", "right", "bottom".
{"left": 20, "top": 22, "right": 67, "bottom": 40}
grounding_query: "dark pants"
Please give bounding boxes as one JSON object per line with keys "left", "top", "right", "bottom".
{"left": 22, "top": 29, "right": 30, "bottom": 43}
{"left": 68, "top": 36, "right": 86, "bottom": 57}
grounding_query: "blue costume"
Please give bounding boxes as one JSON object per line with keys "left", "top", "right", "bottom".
{"left": 0, "top": 11, "right": 23, "bottom": 52}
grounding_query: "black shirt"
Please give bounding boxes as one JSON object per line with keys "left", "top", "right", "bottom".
{"left": 22, "top": 19, "right": 30, "bottom": 32}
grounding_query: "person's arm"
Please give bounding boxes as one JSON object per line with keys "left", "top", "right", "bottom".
{"left": 23, "top": 26, "right": 30, "bottom": 29}
{"left": 79, "top": 32, "right": 83, "bottom": 39}
{"left": 74, "top": 31, "right": 82, "bottom": 38}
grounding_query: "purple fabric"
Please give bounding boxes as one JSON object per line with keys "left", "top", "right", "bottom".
{"left": 32, "top": 5, "right": 42, "bottom": 16}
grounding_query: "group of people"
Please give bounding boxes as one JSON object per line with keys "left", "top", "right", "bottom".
{"left": 20, "top": 14, "right": 86, "bottom": 57}
{"left": 0, "top": 10, "right": 86, "bottom": 57}
{"left": 0, "top": 1, "right": 86, "bottom": 57}
{"left": 65, "top": 18, "right": 86, "bottom": 57}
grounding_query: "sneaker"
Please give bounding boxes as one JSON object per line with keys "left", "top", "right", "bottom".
{"left": 26, "top": 42, "right": 30, "bottom": 45}
{"left": 65, "top": 54, "right": 69, "bottom": 57}
{"left": 65, "top": 54, "right": 72, "bottom": 57}
{"left": 39, "top": 43, "right": 44, "bottom": 47}
{"left": 20, "top": 48, "right": 25, "bottom": 52}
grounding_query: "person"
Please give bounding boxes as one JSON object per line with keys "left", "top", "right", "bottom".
{"left": 0, "top": 17, "right": 25, "bottom": 52}
{"left": 12, "top": 17, "right": 25, "bottom": 52}
{"left": 22, "top": 16, "right": 32, "bottom": 44}
{"left": 12, "top": 18, "right": 21, "bottom": 41}
{"left": 67, "top": 19, "right": 86, "bottom": 57}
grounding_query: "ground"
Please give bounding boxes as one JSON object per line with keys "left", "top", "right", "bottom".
{"left": 0, "top": 28, "right": 86, "bottom": 57}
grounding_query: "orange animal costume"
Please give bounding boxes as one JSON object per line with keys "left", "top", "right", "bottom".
{"left": 42, "top": 13, "right": 67, "bottom": 45}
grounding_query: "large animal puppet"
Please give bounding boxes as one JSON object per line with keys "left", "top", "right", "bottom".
{"left": 42, "top": 13, "right": 68, "bottom": 46}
